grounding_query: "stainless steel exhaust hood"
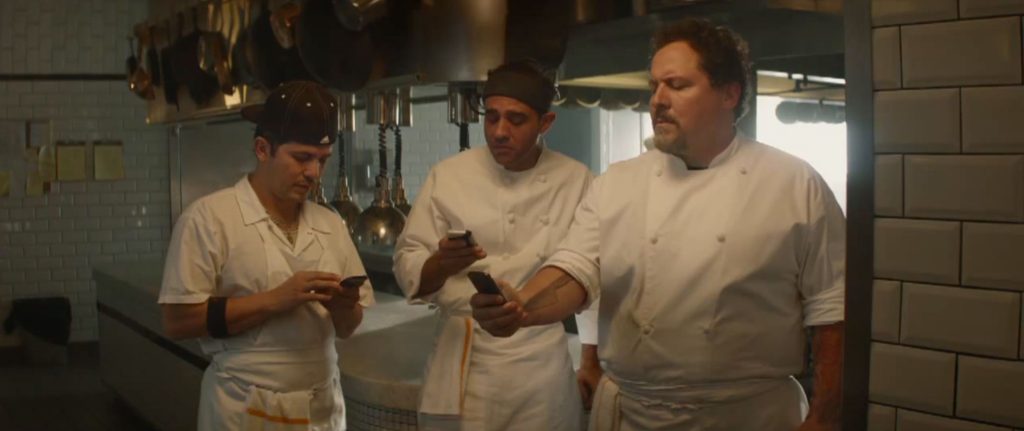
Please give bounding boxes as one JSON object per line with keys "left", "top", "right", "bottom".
{"left": 558, "top": 1, "right": 845, "bottom": 100}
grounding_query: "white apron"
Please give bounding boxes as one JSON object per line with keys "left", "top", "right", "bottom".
{"left": 197, "top": 221, "right": 346, "bottom": 431}
{"left": 588, "top": 374, "right": 807, "bottom": 431}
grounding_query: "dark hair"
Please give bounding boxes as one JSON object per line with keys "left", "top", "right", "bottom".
{"left": 651, "top": 18, "right": 752, "bottom": 120}
{"left": 253, "top": 125, "right": 284, "bottom": 155}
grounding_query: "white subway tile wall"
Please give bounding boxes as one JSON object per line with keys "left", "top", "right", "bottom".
{"left": 871, "top": 0, "right": 958, "bottom": 26}
{"left": 900, "top": 18, "right": 1022, "bottom": 88}
{"left": 874, "top": 218, "right": 960, "bottom": 284}
{"left": 956, "top": 356, "right": 1024, "bottom": 427}
{"left": 873, "top": 27, "right": 902, "bottom": 90}
{"left": 961, "top": 86, "right": 1024, "bottom": 153}
{"left": 960, "top": 0, "right": 1024, "bottom": 18}
{"left": 875, "top": 155, "right": 903, "bottom": 216}
{"left": 869, "top": 342, "right": 956, "bottom": 415}
{"left": 867, "top": 403, "right": 897, "bottom": 431}
{"left": 897, "top": 409, "right": 1013, "bottom": 431}
{"left": 962, "top": 223, "right": 1024, "bottom": 291}
{"left": 874, "top": 89, "right": 960, "bottom": 153}
{"left": 0, "top": 0, "right": 159, "bottom": 342}
{"left": 900, "top": 283, "right": 1021, "bottom": 358}
{"left": 871, "top": 2, "right": 1024, "bottom": 428}
{"left": 872, "top": 279, "right": 901, "bottom": 342}
{"left": 903, "top": 155, "right": 1024, "bottom": 222}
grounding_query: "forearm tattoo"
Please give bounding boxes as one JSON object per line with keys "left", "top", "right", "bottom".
{"left": 523, "top": 274, "right": 576, "bottom": 312}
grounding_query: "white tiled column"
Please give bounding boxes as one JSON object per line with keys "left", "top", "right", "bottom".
{"left": 870, "top": 1, "right": 1024, "bottom": 428}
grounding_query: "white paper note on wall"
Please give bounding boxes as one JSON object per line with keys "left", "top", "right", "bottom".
{"left": 94, "top": 141, "right": 125, "bottom": 181}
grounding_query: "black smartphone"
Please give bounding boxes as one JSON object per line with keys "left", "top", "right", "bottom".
{"left": 446, "top": 229, "right": 476, "bottom": 247}
{"left": 467, "top": 271, "right": 504, "bottom": 298}
{"left": 340, "top": 275, "right": 368, "bottom": 289}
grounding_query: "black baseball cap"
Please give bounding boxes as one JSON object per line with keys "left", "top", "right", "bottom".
{"left": 241, "top": 80, "right": 339, "bottom": 146}
{"left": 482, "top": 61, "right": 556, "bottom": 115}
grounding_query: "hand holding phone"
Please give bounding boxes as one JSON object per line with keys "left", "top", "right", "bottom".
{"left": 467, "top": 271, "right": 504, "bottom": 299}
{"left": 446, "top": 229, "right": 476, "bottom": 247}
{"left": 340, "top": 275, "right": 368, "bottom": 289}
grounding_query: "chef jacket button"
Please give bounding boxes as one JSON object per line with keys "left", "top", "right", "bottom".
{"left": 507, "top": 213, "right": 515, "bottom": 224}
{"left": 655, "top": 169, "right": 663, "bottom": 177}
{"left": 740, "top": 167, "right": 748, "bottom": 175}
{"left": 716, "top": 234, "right": 725, "bottom": 243}
{"left": 539, "top": 175, "right": 547, "bottom": 183}
{"left": 650, "top": 237, "right": 658, "bottom": 245}
{"left": 641, "top": 324, "right": 654, "bottom": 335}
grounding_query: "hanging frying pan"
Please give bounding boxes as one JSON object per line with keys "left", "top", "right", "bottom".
{"left": 145, "top": 25, "right": 162, "bottom": 87}
{"left": 173, "top": 6, "right": 220, "bottom": 106}
{"left": 246, "top": 0, "right": 312, "bottom": 90}
{"left": 125, "top": 35, "right": 138, "bottom": 79}
{"left": 159, "top": 17, "right": 180, "bottom": 109}
{"left": 270, "top": 1, "right": 300, "bottom": 49}
{"left": 295, "top": 0, "right": 373, "bottom": 91}
{"left": 230, "top": 0, "right": 259, "bottom": 87}
{"left": 198, "top": 0, "right": 235, "bottom": 95}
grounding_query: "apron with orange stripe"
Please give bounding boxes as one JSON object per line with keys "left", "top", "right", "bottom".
{"left": 197, "top": 219, "right": 346, "bottom": 431}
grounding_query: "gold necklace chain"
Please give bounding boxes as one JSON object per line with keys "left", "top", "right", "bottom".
{"left": 268, "top": 213, "right": 299, "bottom": 245}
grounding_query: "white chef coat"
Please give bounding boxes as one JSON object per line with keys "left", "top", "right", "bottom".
{"left": 159, "top": 177, "right": 375, "bottom": 431}
{"left": 545, "top": 136, "right": 845, "bottom": 430}
{"left": 393, "top": 146, "right": 593, "bottom": 430}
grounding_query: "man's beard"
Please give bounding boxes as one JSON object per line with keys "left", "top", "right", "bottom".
{"left": 653, "top": 130, "right": 688, "bottom": 158}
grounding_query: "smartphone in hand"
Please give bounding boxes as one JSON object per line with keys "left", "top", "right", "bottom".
{"left": 467, "top": 271, "right": 504, "bottom": 299}
{"left": 446, "top": 229, "right": 476, "bottom": 247}
{"left": 340, "top": 275, "right": 368, "bottom": 289}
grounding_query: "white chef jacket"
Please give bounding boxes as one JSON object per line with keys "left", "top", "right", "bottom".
{"left": 393, "top": 146, "right": 593, "bottom": 430}
{"left": 546, "top": 136, "right": 844, "bottom": 427}
{"left": 159, "top": 177, "right": 375, "bottom": 431}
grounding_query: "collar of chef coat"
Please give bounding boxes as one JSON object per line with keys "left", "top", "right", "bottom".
{"left": 232, "top": 176, "right": 332, "bottom": 234}
{"left": 660, "top": 133, "right": 743, "bottom": 174}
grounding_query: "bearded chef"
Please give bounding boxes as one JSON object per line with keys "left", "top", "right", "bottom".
{"left": 470, "top": 19, "right": 846, "bottom": 431}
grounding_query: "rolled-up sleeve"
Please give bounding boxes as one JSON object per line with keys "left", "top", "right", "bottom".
{"left": 393, "top": 169, "right": 446, "bottom": 303}
{"left": 799, "top": 174, "right": 846, "bottom": 327}
{"left": 544, "top": 179, "right": 602, "bottom": 310}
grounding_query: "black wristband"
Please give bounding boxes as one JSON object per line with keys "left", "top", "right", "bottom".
{"left": 207, "top": 297, "right": 229, "bottom": 339}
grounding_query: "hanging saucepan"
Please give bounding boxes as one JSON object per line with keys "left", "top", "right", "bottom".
{"left": 145, "top": 25, "right": 162, "bottom": 87}
{"left": 129, "top": 26, "right": 155, "bottom": 100}
{"left": 173, "top": 6, "right": 220, "bottom": 106}
{"left": 230, "top": 0, "right": 259, "bottom": 87}
{"left": 125, "top": 35, "right": 138, "bottom": 79}
{"left": 125, "top": 35, "right": 140, "bottom": 91}
{"left": 270, "top": 1, "right": 300, "bottom": 49}
{"left": 333, "top": 0, "right": 389, "bottom": 31}
{"left": 365, "top": 0, "right": 415, "bottom": 77}
{"left": 295, "top": 0, "right": 373, "bottom": 91}
{"left": 159, "top": 17, "right": 181, "bottom": 109}
{"left": 246, "top": 0, "right": 312, "bottom": 90}
{"left": 198, "top": 0, "right": 235, "bottom": 95}
{"left": 504, "top": 0, "right": 573, "bottom": 70}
